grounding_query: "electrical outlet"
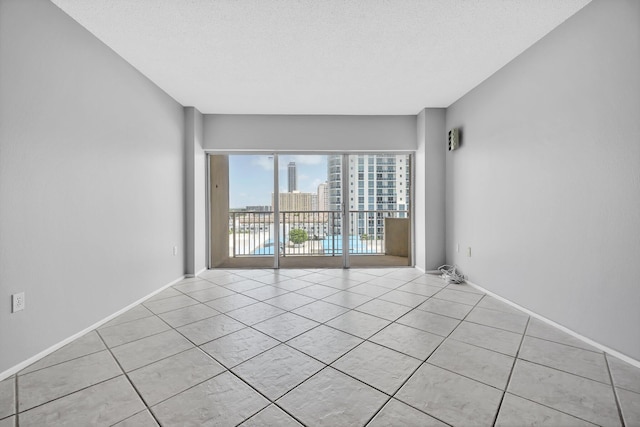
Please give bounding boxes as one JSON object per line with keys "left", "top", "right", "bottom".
{"left": 12, "top": 292, "right": 25, "bottom": 312}
{"left": 467, "top": 247, "right": 472, "bottom": 257}
{"left": 173, "top": 246, "right": 178, "bottom": 256}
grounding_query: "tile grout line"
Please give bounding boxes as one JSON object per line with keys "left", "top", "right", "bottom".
{"left": 142, "top": 297, "right": 308, "bottom": 425}
{"left": 320, "top": 335, "right": 408, "bottom": 394}
{"left": 504, "top": 393, "right": 606, "bottom": 426}
{"left": 390, "top": 290, "right": 487, "bottom": 408}
{"left": 604, "top": 353, "right": 627, "bottom": 427}
{"left": 142, "top": 367, "right": 226, "bottom": 410}
{"left": 111, "top": 409, "right": 156, "bottom": 427}
{"left": 423, "top": 303, "right": 534, "bottom": 358}
{"left": 97, "top": 319, "right": 176, "bottom": 353}
{"left": 455, "top": 283, "right": 613, "bottom": 426}
{"left": 107, "top": 281, "right": 276, "bottom": 418}
{"left": 515, "top": 357, "right": 615, "bottom": 387}
{"left": 24, "top": 274, "right": 354, "bottom": 421}
{"left": 172, "top": 299, "right": 316, "bottom": 427}
{"left": 14, "top": 375, "right": 18, "bottom": 427}
{"left": 201, "top": 302, "right": 343, "bottom": 375}
{"left": 435, "top": 336, "right": 516, "bottom": 359}
{"left": 132, "top": 308, "right": 241, "bottom": 413}
{"left": 13, "top": 347, "right": 107, "bottom": 382}
{"left": 15, "top": 332, "right": 138, "bottom": 379}
{"left": 14, "top": 347, "right": 143, "bottom": 417}
{"left": 523, "top": 333, "right": 603, "bottom": 354}
{"left": 501, "top": 341, "right": 625, "bottom": 425}
{"left": 172, "top": 269, "right": 632, "bottom": 426}
{"left": 420, "top": 360, "right": 513, "bottom": 393}
{"left": 206, "top": 277, "right": 408, "bottom": 345}
{"left": 269, "top": 363, "right": 388, "bottom": 427}
{"left": 130, "top": 286, "right": 289, "bottom": 418}
{"left": 159, "top": 311, "right": 221, "bottom": 330}
{"left": 13, "top": 372, "right": 122, "bottom": 419}
{"left": 100, "top": 311, "right": 157, "bottom": 331}
{"left": 459, "top": 319, "right": 528, "bottom": 335}
{"left": 490, "top": 316, "right": 530, "bottom": 427}
{"left": 216, "top": 274, "right": 422, "bottom": 424}
{"left": 360, "top": 286, "right": 490, "bottom": 426}
{"left": 169, "top": 271, "right": 425, "bottom": 424}
{"left": 255, "top": 368, "right": 319, "bottom": 427}
{"left": 93, "top": 331, "right": 164, "bottom": 427}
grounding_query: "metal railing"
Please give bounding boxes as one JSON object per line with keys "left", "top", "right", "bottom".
{"left": 348, "top": 210, "right": 407, "bottom": 255}
{"left": 281, "top": 211, "right": 341, "bottom": 257}
{"left": 228, "top": 210, "right": 408, "bottom": 257}
{"left": 229, "top": 211, "right": 275, "bottom": 257}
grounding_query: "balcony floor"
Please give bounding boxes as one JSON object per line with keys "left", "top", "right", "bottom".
{"left": 217, "top": 254, "right": 410, "bottom": 269}
{"left": 2, "top": 268, "right": 638, "bottom": 426}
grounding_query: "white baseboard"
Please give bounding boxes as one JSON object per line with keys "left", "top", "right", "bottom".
{"left": 414, "top": 265, "right": 426, "bottom": 273}
{"left": 185, "top": 267, "right": 208, "bottom": 278}
{"left": 465, "top": 279, "right": 640, "bottom": 369}
{"left": 0, "top": 274, "right": 186, "bottom": 381}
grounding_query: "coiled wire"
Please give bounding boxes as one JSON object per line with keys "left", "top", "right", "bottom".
{"left": 437, "top": 264, "right": 465, "bottom": 284}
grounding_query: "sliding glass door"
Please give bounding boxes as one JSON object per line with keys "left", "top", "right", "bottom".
{"left": 209, "top": 154, "right": 276, "bottom": 268}
{"left": 276, "top": 155, "right": 344, "bottom": 268}
{"left": 209, "top": 153, "right": 411, "bottom": 269}
{"left": 345, "top": 154, "right": 411, "bottom": 267}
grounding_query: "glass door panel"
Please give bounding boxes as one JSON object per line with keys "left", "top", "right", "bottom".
{"left": 346, "top": 153, "right": 411, "bottom": 267}
{"left": 210, "top": 154, "right": 276, "bottom": 268}
{"left": 277, "top": 154, "right": 343, "bottom": 268}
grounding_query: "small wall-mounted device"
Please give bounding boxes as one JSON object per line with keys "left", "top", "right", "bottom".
{"left": 448, "top": 128, "right": 459, "bottom": 151}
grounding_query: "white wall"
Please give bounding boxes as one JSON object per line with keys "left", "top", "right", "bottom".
{"left": 415, "top": 109, "right": 446, "bottom": 271}
{"left": 0, "top": 0, "right": 185, "bottom": 373}
{"left": 184, "top": 107, "right": 207, "bottom": 275}
{"left": 424, "top": 109, "right": 447, "bottom": 270}
{"left": 414, "top": 111, "right": 427, "bottom": 270}
{"left": 204, "top": 114, "right": 417, "bottom": 152}
{"left": 194, "top": 112, "right": 207, "bottom": 273}
{"left": 446, "top": 0, "right": 640, "bottom": 360}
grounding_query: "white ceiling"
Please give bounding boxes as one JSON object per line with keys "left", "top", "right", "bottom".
{"left": 51, "top": 0, "right": 591, "bottom": 115}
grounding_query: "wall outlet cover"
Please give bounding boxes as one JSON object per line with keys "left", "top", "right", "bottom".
{"left": 12, "top": 292, "right": 25, "bottom": 312}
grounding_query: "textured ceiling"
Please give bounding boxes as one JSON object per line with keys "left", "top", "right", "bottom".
{"left": 51, "top": 0, "right": 591, "bottom": 115}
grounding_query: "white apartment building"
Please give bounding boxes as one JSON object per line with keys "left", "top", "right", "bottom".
{"left": 328, "top": 154, "right": 410, "bottom": 236}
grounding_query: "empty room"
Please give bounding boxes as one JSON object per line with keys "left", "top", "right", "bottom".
{"left": 0, "top": 0, "right": 638, "bottom": 426}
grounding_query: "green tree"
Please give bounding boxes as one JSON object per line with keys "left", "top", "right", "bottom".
{"left": 289, "top": 228, "right": 308, "bottom": 245}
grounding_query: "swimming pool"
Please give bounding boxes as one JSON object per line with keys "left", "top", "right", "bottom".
{"left": 251, "top": 235, "right": 378, "bottom": 255}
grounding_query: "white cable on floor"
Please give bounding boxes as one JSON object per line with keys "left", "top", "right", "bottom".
{"left": 437, "top": 264, "right": 465, "bottom": 284}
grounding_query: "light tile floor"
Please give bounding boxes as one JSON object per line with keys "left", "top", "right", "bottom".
{"left": 1, "top": 268, "right": 639, "bottom": 426}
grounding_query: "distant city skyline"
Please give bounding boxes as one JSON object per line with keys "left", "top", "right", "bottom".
{"left": 228, "top": 154, "right": 409, "bottom": 222}
{"left": 228, "top": 155, "right": 327, "bottom": 209}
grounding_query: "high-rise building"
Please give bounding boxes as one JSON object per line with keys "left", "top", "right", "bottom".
{"left": 328, "top": 154, "right": 410, "bottom": 236}
{"left": 272, "top": 191, "right": 314, "bottom": 211}
{"left": 317, "top": 181, "right": 328, "bottom": 211}
{"left": 287, "top": 161, "right": 297, "bottom": 192}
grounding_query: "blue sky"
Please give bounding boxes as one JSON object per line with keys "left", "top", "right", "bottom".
{"left": 229, "top": 155, "right": 328, "bottom": 208}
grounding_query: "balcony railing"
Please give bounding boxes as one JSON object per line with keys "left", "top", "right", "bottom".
{"left": 228, "top": 210, "right": 408, "bottom": 257}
